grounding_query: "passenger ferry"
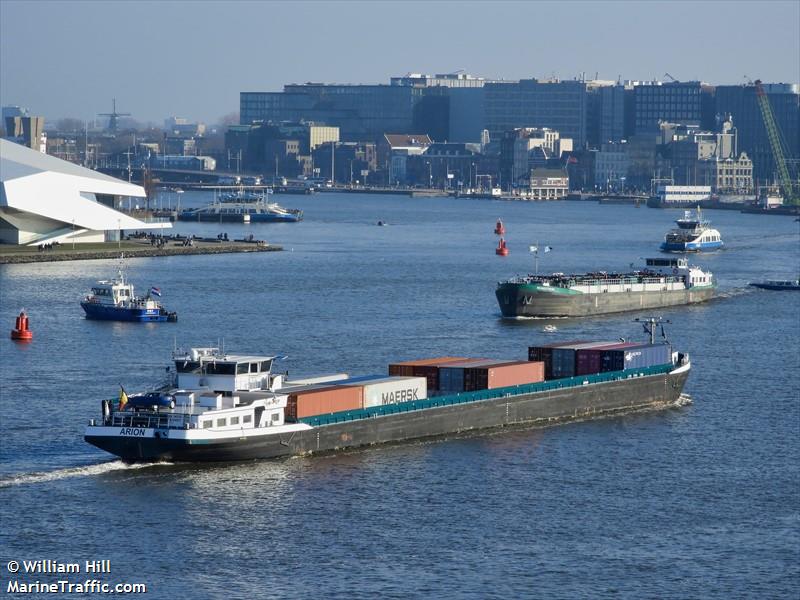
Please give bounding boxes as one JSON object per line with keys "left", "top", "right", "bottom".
{"left": 660, "top": 208, "right": 723, "bottom": 252}
{"left": 84, "top": 321, "right": 691, "bottom": 462}
{"left": 80, "top": 261, "right": 177, "bottom": 322}
{"left": 178, "top": 199, "right": 302, "bottom": 223}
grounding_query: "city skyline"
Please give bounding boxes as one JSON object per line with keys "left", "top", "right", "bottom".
{"left": 1, "top": 0, "right": 798, "bottom": 124}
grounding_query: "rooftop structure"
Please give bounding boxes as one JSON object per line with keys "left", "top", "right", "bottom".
{"left": 0, "top": 138, "right": 170, "bottom": 245}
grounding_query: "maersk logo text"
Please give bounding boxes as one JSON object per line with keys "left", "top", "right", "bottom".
{"left": 381, "top": 388, "right": 419, "bottom": 404}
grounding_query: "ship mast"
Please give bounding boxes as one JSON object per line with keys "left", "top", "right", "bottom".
{"left": 634, "top": 316, "right": 670, "bottom": 344}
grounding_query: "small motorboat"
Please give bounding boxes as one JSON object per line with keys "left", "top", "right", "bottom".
{"left": 494, "top": 219, "right": 505, "bottom": 235}
{"left": 10, "top": 311, "right": 33, "bottom": 341}
{"left": 495, "top": 238, "right": 509, "bottom": 256}
{"left": 749, "top": 279, "right": 800, "bottom": 291}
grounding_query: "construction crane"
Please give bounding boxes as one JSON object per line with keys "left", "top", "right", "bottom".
{"left": 752, "top": 79, "right": 798, "bottom": 205}
{"left": 98, "top": 98, "right": 131, "bottom": 133}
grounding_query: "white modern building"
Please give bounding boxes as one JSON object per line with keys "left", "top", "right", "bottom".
{"left": 1, "top": 138, "right": 170, "bottom": 245}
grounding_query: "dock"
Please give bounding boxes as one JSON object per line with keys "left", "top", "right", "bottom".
{"left": 0, "top": 237, "right": 281, "bottom": 264}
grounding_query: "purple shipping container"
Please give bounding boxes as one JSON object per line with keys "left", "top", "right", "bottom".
{"left": 576, "top": 342, "right": 640, "bottom": 376}
{"left": 551, "top": 342, "right": 617, "bottom": 379}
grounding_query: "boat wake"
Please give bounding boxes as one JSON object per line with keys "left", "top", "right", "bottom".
{"left": 714, "top": 286, "right": 758, "bottom": 300}
{"left": 673, "top": 393, "right": 693, "bottom": 407}
{"left": 0, "top": 460, "right": 173, "bottom": 488}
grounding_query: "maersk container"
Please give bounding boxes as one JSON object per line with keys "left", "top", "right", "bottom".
{"left": 602, "top": 343, "right": 671, "bottom": 372}
{"left": 464, "top": 360, "right": 545, "bottom": 391}
{"left": 286, "top": 385, "right": 363, "bottom": 420}
{"left": 438, "top": 359, "right": 501, "bottom": 393}
{"left": 360, "top": 376, "right": 428, "bottom": 408}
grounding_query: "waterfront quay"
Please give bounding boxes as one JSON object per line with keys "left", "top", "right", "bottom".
{"left": 0, "top": 236, "right": 280, "bottom": 264}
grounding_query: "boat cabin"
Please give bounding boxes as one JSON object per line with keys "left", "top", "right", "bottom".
{"left": 646, "top": 257, "right": 688, "bottom": 270}
{"left": 173, "top": 347, "right": 277, "bottom": 392}
{"left": 87, "top": 279, "right": 135, "bottom": 306}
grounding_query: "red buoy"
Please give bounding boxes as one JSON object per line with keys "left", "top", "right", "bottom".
{"left": 494, "top": 219, "right": 505, "bottom": 235}
{"left": 495, "top": 237, "right": 509, "bottom": 256}
{"left": 11, "top": 311, "right": 33, "bottom": 341}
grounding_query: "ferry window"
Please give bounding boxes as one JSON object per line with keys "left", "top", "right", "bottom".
{"left": 175, "top": 360, "right": 201, "bottom": 373}
{"left": 243, "top": 414, "right": 252, "bottom": 423}
{"left": 260, "top": 360, "right": 272, "bottom": 372}
{"left": 271, "top": 413, "right": 280, "bottom": 422}
{"left": 217, "top": 418, "right": 227, "bottom": 427}
{"left": 201, "top": 420, "right": 212, "bottom": 429}
{"left": 250, "top": 362, "right": 259, "bottom": 373}
{"left": 236, "top": 363, "right": 249, "bottom": 375}
{"left": 230, "top": 416, "right": 240, "bottom": 425}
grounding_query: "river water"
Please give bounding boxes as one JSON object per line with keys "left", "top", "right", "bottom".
{"left": 1, "top": 193, "right": 798, "bottom": 598}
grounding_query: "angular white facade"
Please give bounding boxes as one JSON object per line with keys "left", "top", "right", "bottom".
{"left": 0, "top": 138, "right": 170, "bottom": 245}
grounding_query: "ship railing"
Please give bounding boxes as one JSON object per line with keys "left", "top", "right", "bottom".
{"left": 300, "top": 363, "right": 675, "bottom": 427}
{"left": 106, "top": 412, "right": 191, "bottom": 430}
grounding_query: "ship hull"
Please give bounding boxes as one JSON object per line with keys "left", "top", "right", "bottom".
{"left": 85, "top": 367, "right": 689, "bottom": 462}
{"left": 496, "top": 284, "right": 715, "bottom": 318}
{"left": 660, "top": 241, "right": 723, "bottom": 252}
{"left": 177, "top": 213, "right": 301, "bottom": 223}
{"left": 80, "top": 302, "right": 173, "bottom": 322}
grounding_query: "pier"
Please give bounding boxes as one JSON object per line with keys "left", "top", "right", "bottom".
{"left": 0, "top": 236, "right": 281, "bottom": 264}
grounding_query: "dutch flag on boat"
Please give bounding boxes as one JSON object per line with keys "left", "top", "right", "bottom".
{"left": 150, "top": 287, "right": 161, "bottom": 297}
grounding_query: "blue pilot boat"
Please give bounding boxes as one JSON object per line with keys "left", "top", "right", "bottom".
{"left": 81, "top": 263, "right": 177, "bottom": 322}
{"left": 660, "top": 208, "right": 723, "bottom": 252}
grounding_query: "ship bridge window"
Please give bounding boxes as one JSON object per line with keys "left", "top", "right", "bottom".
{"left": 236, "top": 363, "right": 249, "bottom": 375}
{"left": 176, "top": 360, "right": 201, "bottom": 373}
{"left": 260, "top": 360, "right": 272, "bottom": 372}
{"left": 205, "top": 362, "right": 236, "bottom": 375}
{"left": 249, "top": 362, "right": 261, "bottom": 373}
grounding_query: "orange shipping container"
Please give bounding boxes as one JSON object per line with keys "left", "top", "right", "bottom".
{"left": 465, "top": 360, "right": 545, "bottom": 390}
{"left": 286, "top": 385, "right": 364, "bottom": 420}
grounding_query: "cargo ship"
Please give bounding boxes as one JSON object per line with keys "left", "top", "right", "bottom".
{"left": 496, "top": 257, "right": 715, "bottom": 318}
{"left": 84, "top": 320, "right": 691, "bottom": 462}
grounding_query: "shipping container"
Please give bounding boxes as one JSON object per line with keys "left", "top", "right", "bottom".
{"left": 550, "top": 342, "right": 617, "bottom": 379}
{"left": 360, "top": 376, "right": 428, "bottom": 408}
{"left": 601, "top": 343, "right": 671, "bottom": 372}
{"left": 528, "top": 340, "right": 589, "bottom": 379}
{"left": 438, "top": 359, "right": 500, "bottom": 393}
{"left": 464, "top": 360, "right": 545, "bottom": 391}
{"left": 575, "top": 342, "right": 638, "bottom": 376}
{"left": 285, "top": 385, "right": 363, "bottom": 420}
{"left": 388, "top": 357, "right": 469, "bottom": 381}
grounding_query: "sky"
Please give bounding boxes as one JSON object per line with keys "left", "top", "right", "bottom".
{"left": 1, "top": 0, "right": 799, "bottom": 125}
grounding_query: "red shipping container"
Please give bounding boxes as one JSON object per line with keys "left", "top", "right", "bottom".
{"left": 389, "top": 356, "right": 468, "bottom": 378}
{"left": 286, "top": 385, "right": 364, "bottom": 420}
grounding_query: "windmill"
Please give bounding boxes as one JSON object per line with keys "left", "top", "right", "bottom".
{"left": 98, "top": 98, "right": 131, "bottom": 133}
